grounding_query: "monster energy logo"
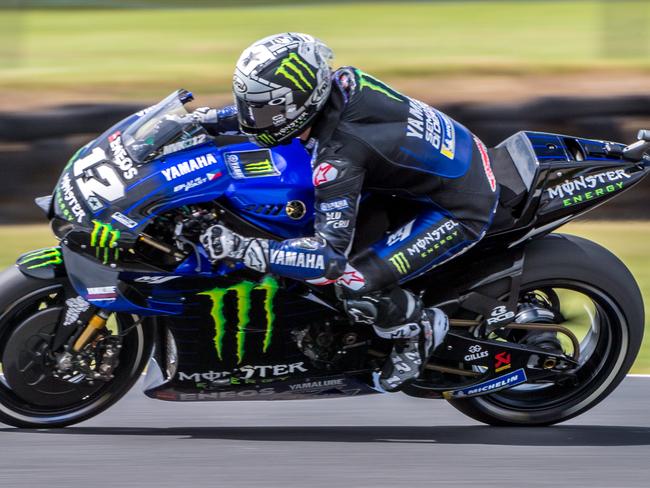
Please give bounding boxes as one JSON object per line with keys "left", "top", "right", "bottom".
{"left": 244, "top": 159, "right": 274, "bottom": 175}
{"left": 90, "top": 220, "right": 121, "bottom": 264}
{"left": 389, "top": 252, "right": 411, "bottom": 275}
{"left": 18, "top": 247, "right": 62, "bottom": 270}
{"left": 275, "top": 53, "right": 316, "bottom": 91}
{"left": 257, "top": 133, "right": 276, "bottom": 146}
{"left": 355, "top": 69, "right": 403, "bottom": 102}
{"left": 199, "top": 276, "right": 279, "bottom": 364}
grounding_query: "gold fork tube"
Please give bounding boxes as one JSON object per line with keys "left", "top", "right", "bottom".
{"left": 73, "top": 313, "right": 108, "bottom": 352}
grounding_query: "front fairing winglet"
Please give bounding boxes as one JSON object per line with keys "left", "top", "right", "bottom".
{"left": 16, "top": 246, "right": 66, "bottom": 280}
{"left": 60, "top": 244, "right": 183, "bottom": 315}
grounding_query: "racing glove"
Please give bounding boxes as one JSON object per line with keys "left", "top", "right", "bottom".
{"left": 191, "top": 106, "right": 219, "bottom": 125}
{"left": 191, "top": 105, "right": 241, "bottom": 136}
{"left": 200, "top": 224, "right": 268, "bottom": 273}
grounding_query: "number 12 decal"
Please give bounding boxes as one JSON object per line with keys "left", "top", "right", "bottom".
{"left": 73, "top": 147, "right": 125, "bottom": 203}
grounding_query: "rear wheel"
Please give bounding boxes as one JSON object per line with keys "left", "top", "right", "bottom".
{"left": 446, "top": 234, "right": 644, "bottom": 426}
{"left": 0, "top": 266, "right": 154, "bottom": 428}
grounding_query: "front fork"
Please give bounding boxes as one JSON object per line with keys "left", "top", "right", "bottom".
{"left": 72, "top": 309, "right": 110, "bottom": 351}
{"left": 52, "top": 307, "right": 122, "bottom": 382}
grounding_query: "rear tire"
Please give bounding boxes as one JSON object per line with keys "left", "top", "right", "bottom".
{"left": 447, "top": 234, "right": 644, "bottom": 426}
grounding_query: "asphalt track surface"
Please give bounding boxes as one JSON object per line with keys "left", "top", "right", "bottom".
{"left": 1, "top": 377, "right": 649, "bottom": 488}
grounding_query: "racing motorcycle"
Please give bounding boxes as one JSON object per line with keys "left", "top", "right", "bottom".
{"left": 1, "top": 89, "right": 649, "bottom": 428}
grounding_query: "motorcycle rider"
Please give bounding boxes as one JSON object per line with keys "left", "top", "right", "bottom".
{"left": 195, "top": 33, "right": 500, "bottom": 391}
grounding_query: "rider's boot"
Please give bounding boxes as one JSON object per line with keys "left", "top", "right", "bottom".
{"left": 342, "top": 287, "right": 449, "bottom": 392}
{"left": 375, "top": 307, "right": 448, "bottom": 392}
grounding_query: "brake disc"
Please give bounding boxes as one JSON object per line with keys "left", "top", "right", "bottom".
{"left": 2, "top": 307, "right": 99, "bottom": 407}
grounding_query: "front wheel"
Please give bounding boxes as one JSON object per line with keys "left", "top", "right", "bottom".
{"left": 447, "top": 234, "right": 644, "bottom": 426}
{"left": 0, "top": 266, "right": 155, "bottom": 428}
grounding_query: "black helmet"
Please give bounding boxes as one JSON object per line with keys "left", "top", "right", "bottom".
{"left": 233, "top": 33, "right": 333, "bottom": 147}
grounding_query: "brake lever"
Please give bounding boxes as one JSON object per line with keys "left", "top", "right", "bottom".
{"left": 174, "top": 221, "right": 203, "bottom": 273}
{"left": 622, "top": 129, "right": 650, "bottom": 162}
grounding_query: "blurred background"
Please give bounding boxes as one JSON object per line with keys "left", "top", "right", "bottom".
{"left": 0, "top": 0, "right": 649, "bottom": 369}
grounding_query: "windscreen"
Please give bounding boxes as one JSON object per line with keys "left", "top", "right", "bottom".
{"left": 121, "top": 89, "right": 201, "bottom": 163}
{"left": 51, "top": 89, "right": 204, "bottom": 235}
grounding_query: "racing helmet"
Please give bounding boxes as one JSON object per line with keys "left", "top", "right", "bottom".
{"left": 233, "top": 33, "right": 333, "bottom": 147}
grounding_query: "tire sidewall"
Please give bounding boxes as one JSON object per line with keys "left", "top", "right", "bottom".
{"left": 447, "top": 234, "right": 644, "bottom": 426}
{"left": 0, "top": 266, "right": 155, "bottom": 428}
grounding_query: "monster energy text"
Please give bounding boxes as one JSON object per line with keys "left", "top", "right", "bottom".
{"left": 199, "top": 276, "right": 279, "bottom": 364}
{"left": 57, "top": 173, "right": 86, "bottom": 223}
{"left": 407, "top": 220, "right": 460, "bottom": 258}
{"left": 547, "top": 169, "right": 630, "bottom": 199}
{"left": 561, "top": 183, "right": 625, "bottom": 208}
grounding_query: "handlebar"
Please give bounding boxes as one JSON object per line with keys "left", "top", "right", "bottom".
{"left": 622, "top": 130, "right": 650, "bottom": 162}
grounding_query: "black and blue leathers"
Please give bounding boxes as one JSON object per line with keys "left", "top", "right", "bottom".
{"left": 203, "top": 66, "right": 498, "bottom": 305}
{"left": 201, "top": 66, "right": 499, "bottom": 390}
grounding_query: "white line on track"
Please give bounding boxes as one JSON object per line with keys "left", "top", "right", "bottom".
{"left": 627, "top": 374, "right": 650, "bottom": 378}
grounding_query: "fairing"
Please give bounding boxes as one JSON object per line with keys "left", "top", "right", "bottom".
{"left": 52, "top": 90, "right": 314, "bottom": 242}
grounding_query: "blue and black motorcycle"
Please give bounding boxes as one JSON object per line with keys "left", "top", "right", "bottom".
{"left": 1, "top": 90, "right": 649, "bottom": 428}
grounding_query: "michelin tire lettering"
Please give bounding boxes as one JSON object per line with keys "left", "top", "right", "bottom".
{"left": 444, "top": 369, "right": 528, "bottom": 399}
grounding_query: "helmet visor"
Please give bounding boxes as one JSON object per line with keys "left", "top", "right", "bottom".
{"left": 235, "top": 98, "right": 287, "bottom": 134}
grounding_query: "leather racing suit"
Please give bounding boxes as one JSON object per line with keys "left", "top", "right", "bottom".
{"left": 201, "top": 67, "right": 500, "bottom": 389}
{"left": 203, "top": 67, "right": 499, "bottom": 293}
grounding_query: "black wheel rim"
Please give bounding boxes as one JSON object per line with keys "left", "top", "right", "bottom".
{"left": 0, "top": 285, "right": 146, "bottom": 425}
{"left": 476, "top": 279, "right": 628, "bottom": 416}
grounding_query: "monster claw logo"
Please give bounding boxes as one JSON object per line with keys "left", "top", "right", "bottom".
{"left": 199, "top": 276, "right": 279, "bottom": 364}
{"left": 388, "top": 252, "right": 411, "bottom": 275}
{"left": 355, "top": 69, "right": 403, "bottom": 102}
{"left": 244, "top": 159, "right": 274, "bottom": 175}
{"left": 18, "top": 247, "right": 62, "bottom": 270}
{"left": 257, "top": 133, "right": 276, "bottom": 146}
{"left": 90, "top": 220, "right": 121, "bottom": 264}
{"left": 275, "top": 53, "right": 316, "bottom": 91}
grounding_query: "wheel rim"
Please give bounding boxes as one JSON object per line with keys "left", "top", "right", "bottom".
{"left": 474, "top": 279, "right": 629, "bottom": 420}
{"left": 0, "top": 285, "right": 146, "bottom": 425}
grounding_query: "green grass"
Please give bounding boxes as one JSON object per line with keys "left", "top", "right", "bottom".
{"left": 1, "top": 1, "right": 649, "bottom": 100}
{"left": 1, "top": 221, "right": 650, "bottom": 371}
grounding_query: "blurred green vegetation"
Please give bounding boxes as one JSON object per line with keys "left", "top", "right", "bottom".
{"left": 1, "top": 221, "right": 649, "bottom": 371}
{"left": 1, "top": 1, "right": 649, "bottom": 100}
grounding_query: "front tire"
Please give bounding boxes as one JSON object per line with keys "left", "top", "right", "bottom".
{"left": 447, "top": 234, "right": 644, "bottom": 426}
{"left": 0, "top": 266, "right": 155, "bottom": 428}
